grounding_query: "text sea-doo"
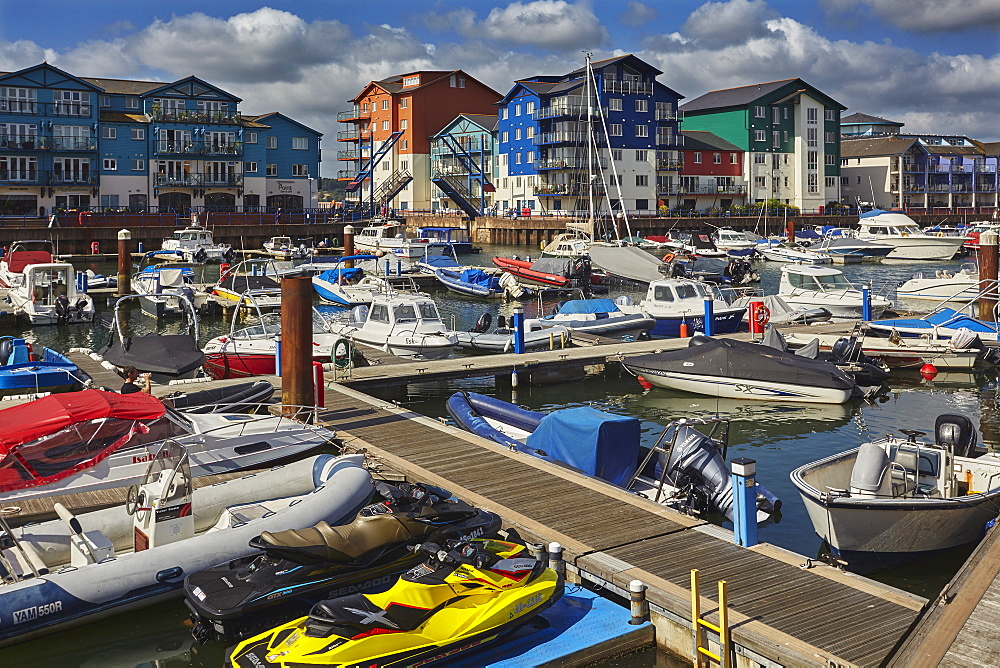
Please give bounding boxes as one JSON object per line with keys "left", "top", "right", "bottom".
{"left": 226, "top": 538, "right": 563, "bottom": 668}
{"left": 185, "top": 481, "right": 501, "bottom": 643}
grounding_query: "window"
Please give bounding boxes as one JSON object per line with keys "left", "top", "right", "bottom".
{"left": 635, "top": 150, "right": 647, "bottom": 161}
{"left": 808, "top": 173, "right": 818, "bottom": 193}
{"left": 693, "top": 152, "right": 702, "bottom": 164}
{"left": 101, "top": 95, "right": 111, "bottom": 108}
{"left": 126, "top": 97, "right": 139, "bottom": 109}
{"left": 635, "top": 174, "right": 648, "bottom": 186}
{"left": 400, "top": 97, "right": 409, "bottom": 108}
{"left": 635, "top": 199, "right": 648, "bottom": 210}
{"left": 526, "top": 126, "right": 534, "bottom": 138}
{"left": 0, "top": 87, "right": 36, "bottom": 113}
{"left": 515, "top": 104, "right": 521, "bottom": 117}
{"left": 772, "top": 107, "right": 780, "bottom": 123}
{"left": 713, "top": 153, "right": 721, "bottom": 164}
{"left": 826, "top": 176, "right": 837, "bottom": 188}
{"left": 754, "top": 106, "right": 766, "bottom": 118}
{"left": 54, "top": 90, "right": 91, "bottom": 116}
{"left": 609, "top": 98, "right": 622, "bottom": 111}
{"left": 754, "top": 129, "right": 765, "bottom": 142}
{"left": 381, "top": 120, "right": 390, "bottom": 131}
{"left": 514, "top": 128, "right": 521, "bottom": 141}
{"left": 784, "top": 107, "right": 788, "bottom": 119}
{"left": 609, "top": 124, "right": 622, "bottom": 136}
{"left": 449, "top": 74, "right": 465, "bottom": 88}
{"left": 807, "top": 128, "right": 818, "bottom": 147}
{"left": 807, "top": 108, "right": 818, "bottom": 124}
{"left": 292, "top": 164, "right": 308, "bottom": 176}
{"left": 103, "top": 158, "right": 117, "bottom": 170}
{"left": 383, "top": 162, "right": 390, "bottom": 171}
{"left": 403, "top": 76, "right": 419, "bottom": 87}
{"left": 516, "top": 152, "right": 522, "bottom": 164}
{"left": 526, "top": 101, "right": 534, "bottom": 114}
{"left": 246, "top": 132, "right": 258, "bottom": 144}
{"left": 754, "top": 176, "right": 766, "bottom": 187}
{"left": 400, "top": 160, "right": 408, "bottom": 170}
{"left": 808, "top": 151, "right": 818, "bottom": 170}
{"left": 102, "top": 127, "right": 116, "bottom": 140}
{"left": 245, "top": 161, "right": 258, "bottom": 173}
{"left": 266, "top": 136, "right": 277, "bottom": 149}
{"left": 635, "top": 125, "right": 648, "bottom": 137}
{"left": 401, "top": 139, "right": 408, "bottom": 150}
{"left": 381, "top": 99, "right": 389, "bottom": 110}
{"left": 131, "top": 159, "right": 144, "bottom": 171}
{"left": 100, "top": 194, "right": 119, "bottom": 208}
{"left": 131, "top": 128, "right": 144, "bottom": 140}
{"left": 857, "top": 176, "right": 862, "bottom": 184}
{"left": 501, "top": 108, "right": 508, "bottom": 120}
{"left": 400, "top": 119, "right": 408, "bottom": 129}
{"left": 772, "top": 131, "right": 780, "bottom": 148}
{"left": 266, "top": 163, "right": 277, "bottom": 176}
{"left": 783, "top": 131, "right": 788, "bottom": 142}
{"left": 731, "top": 153, "right": 738, "bottom": 164}
{"left": 825, "top": 109, "right": 836, "bottom": 121}
{"left": 502, "top": 131, "right": 509, "bottom": 143}
{"left": 825, "top": 154, "right": 836, "bottom": 166}
{"left": 292, "top": 137, "right": 308, "bottom": 150}
{"left": 841, "top": 176, "right": 849, "bottom": 186}
{"left": 527, "top": 151, "right": 535, "bottom": 162}
{"left": 612, "top": 149, "right": 622, "bottom": 161}
{"left": 754, "top": 153, "right": 766, "bottom": 164}
{"left": 825, "top": 132, "right": 835, "bottom": 143}
{"left": 635, "top": 99, "right": 647, "bottom": 113}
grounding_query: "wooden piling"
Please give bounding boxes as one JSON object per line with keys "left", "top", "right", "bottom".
{"left": 116, "top": 228, "right": 131, "bottom": 296}
{"left": 280, "top": 276, "right": 314, "bottom": 412}
{"left": 785, "top": 219, "right": 795, "bottom": 243}
{"left": 343, "top": 224, "right": 355, "bottom": 268}
{"left": 978, "top": 231, "right": 998, "bottom": 321}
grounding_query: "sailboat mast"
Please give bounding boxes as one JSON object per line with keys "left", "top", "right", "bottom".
{"left": 586, "top": 53, "right": 595, "bottom": 235}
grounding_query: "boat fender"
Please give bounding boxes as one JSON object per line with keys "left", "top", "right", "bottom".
{"left": 472, "top": 312, "right": 492, "bottom": 334}
{"left": 195, "top": 248, "right": 208, "bottom": 263}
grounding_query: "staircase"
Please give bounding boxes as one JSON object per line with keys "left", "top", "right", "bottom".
{"left": 430, "top": 134, "right": 494, "bottom": 218}
{"left": 345, "top": 131, "right": 403, "bottom": 194}
{"left": 372, "top": 170, "right": 412, "bottom": 210}
{"left": 431, "top": 174, "right": 483, "bottom": 218}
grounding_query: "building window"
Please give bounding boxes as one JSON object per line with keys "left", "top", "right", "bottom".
{"left": 403, "top": 76, "right": 419, "bottom": 87}
{"left": 772, "top": 107, "right": 780, "bottom": 123}
{"left": 609, "top": 124, "right": 622, "bottom": 136}
{"left": 825, "top": 154, "right": 836, "bottom": 166}
{"left": 131, "top": 159, "right": 144, "bottom": 171}
{"left": 501, "top": 108, "right": 508, "bottom": 120}
{"left": 713, "top": 153, "right": 721, "bottom": 164}
{"left": 526, "top": 126, "right": 534, "bottom": 138}
{"left": 526, "top": 101, "right": 534, "bottom": 114}
{"left": 609, "top": 98, "right": 622, "bottom": 111}
{"left": 502, "top": 131, "right": 509, "bottom": 143}
{"left": 807, "top": 151, "right": 818, "bottom": 170}
{"left": 54, "top": 90, "right": 91, "bottom": 116}
{"left": 515, "top": 104, "right": 521, "bottom": 116}
{"left": 101, "top": 95, "right": 111, "bottom": 108}
{"left": 382, "top": 99, "right": 389, "bottom": 110}
{"left": 857, "top": 176, "right": 862, "bottom": 184}
{"left": 635, "top": 99, "right": 647, "bottom": 113}
{"left": 102, "top": 127, "right": 116, "bottom": 140}
{"left": 784, "top": 107, "right": 788, "bottom": 119}
{"left": 246, "top": 132, "right": 257, "bottom": 144}
{"left": 635, "top": 150, "right": 647, "bottom": 161}
{"left": 807, "top": 128, "right": 818, "bottom": 147}
{"left": 772, "top": 131, "right": 781, "bottom": 148}
{"left": 754, "top": 176, "right": 766, "bottom": 187}
{"left": 267, "top": 136, "right": 277, "bottom": 149}
{"left": 730, "top": 153, "right": 738, "bottom": 164}
{"left": 825, "top": 132, "right": 835, "bottom": 143}
{"left": 635, "top": 174, "right": 648, "bottom": 186}
{"left": 693, "top": 152, "right": 702, "bottom": 164}
{"left": 808, "top": 173, "right": 818, "bottom": 193}
{"left": 754, "top": 106, "right": 766, "bottom": 118}
{"left": 246, "top": 161, "right": 258, "bottom": 173}
{"left": 635, "top": 199, "right": 648, "bottom": 210}
{"left": 292, "top": 164, "right": 308, "bottom": 176}
{"left": 825, "top": 109, "right": 836, "bottom": 121}
{"left": 783, "top": 131, "right": 788, "bottom": 142}
{"left": 841, "top": 176, "right": 849, "bottom": 186}
{"left": 612, "top": 149, "right": 622, "bottom": 161}
{"left": 381, "top": 120, "right": 390, "bottom": 131}
{"left": 400, "top": 97, "right": 409, "bottom": 109}
{"left": 400, "top": 160, "right": 408, "bottom": 170}
{"left": 103, "top": 158, "right": 117, "bottom": 170}
{"left": 826, "top": 176, "right": 836, "bottom": 188}
{"left": 515, "top": 128, "right": 521, "bottom": 141}
{"left": 754, "top": 129, "right": 765, "bottom": 142}
{"left": 516, "top": 153, "right": 522, "bottom": 164}
{"left": 807, "top": 108, "right": 818, "bottom": 124}
{"left": 292, "top": 137, "right": 308, "bottom": 150}
{"left": 635, "top": 125, "right": 648, "bottom": 137}
{"left": 449, "top": 74, "right": 465, "bottom": 88}
{"left": 383, "top": 162, "right": 390, "bottom": 171}
{"left": 127, "top": 127, "right": 143, "bottom": 140}
{"left": 266, "top": 163, "right": 277, "bottom": 176}
{"left": 401, "top": 139, "right": 408, "bottom": 150}
{"left": 400, "top": 119, "right": 408, "bottom": 129}
{"left": 126, "top": 97, "right": 139, "bottom": 109}
{"left": 754, "top": 153, "right": 766, "bottom": 164}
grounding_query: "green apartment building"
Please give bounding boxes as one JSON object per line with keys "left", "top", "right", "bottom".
{"left": 680, "top": 78, "right": 846, "bottom": 211}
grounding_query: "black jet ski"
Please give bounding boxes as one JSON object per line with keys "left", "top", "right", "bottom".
{"left": 184, "top": 481, "right": 501, "bottom": 644}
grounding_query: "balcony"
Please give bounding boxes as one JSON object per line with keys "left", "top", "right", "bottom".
{"left": 976, "top": 165, "right": 996, "bottom": 173}
{"left": 50, "top": 171, "right": 97, "bottom": 185}
{"left": 533, "top": 131, "right": 593, "bottom": 145}
{"left": 903, "top": 162, "right": 925, "bottom": 172}
{"left": 154, "top": 140, "right": 243, "bottom": 156}
{"left": 150, "top": 109, "right": 241, "bottom": 125}
{"left": 663, "top": 185, "right": 748, "bottom": 195}
{"left": 533, "top": 183, "right": 606, "bottom": 197}
{"left": 0, "top": 169, "right": 46, "bottom": 185}
{"left": 337, "top": 108, "right": 368, "bottom": 123}
{"left": 657, "top": 158, "right": 683, "bottom": 170}
{"left": 603, "top": 79, "right": 653, "bottom": 95}
{"left": 204, "top": 174, "right": 244, "bottom": 187}
{"left": 655, "top": 109, "right": 683, "bottom": 122}
{"left": 0, "top": 101, "right": 94, "bottom": 117}
{"left": 535, "top": 157, "right": 608, "bottom": 170}
{"left": 656, "top": 133, "right": 684, "bottom": 147}
{"left": 0, "top": 135, "right": 49, "bottom": 150}
{"left": 154, "top": 173, "right": 202, "bottom": 187}
{"left": 338, "top": 130, "right": 360, "bottom": 142}
{"left": 533, "top": 104, "right": 606, "bottom": 120}
{"left": 337, "top": 150, "right": 360, "bottom": 161}
{"left": 52, "top": 136, "right": 97, "bottom": 151}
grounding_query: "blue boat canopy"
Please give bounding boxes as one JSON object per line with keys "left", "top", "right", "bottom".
{"left": 458, "top": 268, "right": 499, "bottom": 288}
{"left": 873, "top": 308, "right": 1000, "bottom": 334}
{"left": 526, "top": 407, "right": 639, "bottom": 487}
{"left": 557, "top": 298, "right": 620, "bottom": 315}
{"left": 316, "top": 267, "right": 364, "bottom": 283}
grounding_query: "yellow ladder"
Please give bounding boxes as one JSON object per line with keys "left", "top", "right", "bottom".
{"left": 691, "top": 569, "right": 731, "bottom": 668}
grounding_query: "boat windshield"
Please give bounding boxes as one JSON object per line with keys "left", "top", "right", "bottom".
{"left": 394, "top": 304, "right": 418, "bottom": 322}
{"left": 418, "top": 302, "right": 441, "bottom": 321}
{"left": 815, "top": 273, "right": 854, "bottom": 290}
{"left": 894, "top": 225, "right": 921, "bottom": 235}
{"left": 29, "top": 266, "right": 73, "bottom": 305}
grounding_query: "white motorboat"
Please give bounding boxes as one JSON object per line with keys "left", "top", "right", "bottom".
{"left": 263, "top": 236, "right": 310, "bottom": 260}
{"left": 0, "top": 240, "right": 94, "bottom": 325}
{"left": 534, "top": 297, "right": 654, "bottom": 339}
{"left": 353, "top": 220, "right": 430, "bottom": 259}
{"left": 758, "top": 242, "right": 832, "bottom": 264}
{"left": 730, "top": 294, "right": 831, "bottom": 326}
{"left": 811, "top": 237, "right": 893, "bottom": 263}
{"left": 712, "top": 228, "right": 755, "bottom": 252}
{"left": 897, "top": 263, "right": 980, "bottom": 301}
{"left": 327, "top": 292, "right": 458, "bottom": 359}
{"left": 161, "top": 225, "right": 235, "bottom": 263}
{"left": 132, "top": 252, "right": 210, "bottom": 318}
{"left": 212, "top": 258, "right": 282, "bottom": 309}
{"left": 540, "top": 230, "right": 591, "bottom": 259}
{"left": 790, "top": 414, "right": 1000, "bottom": 570}
{"left": 310, "top": 255, "right": 391, "bottom": 307}
{"left": 615, "top": 279, "right": 746, "bottom": 338}
{"left": 867, "top": 308, "right": 1000, "bottom": 341}
{"left": 777, "top": 265, "right": 892, "bottom": 319}
{"left": 455, "top": 313, "right": 571, "bottom": 352}
{"left": 0, "top": 389, "right": 338, "bottom": 504}
{"left": 855, "top": 210, "right": 964, "bottom": 260}
{"left": 0, "top": 448, "right": 372, "bottom": 646}
{"left": 783, "top": 330, "right": 984, "bottom": 370}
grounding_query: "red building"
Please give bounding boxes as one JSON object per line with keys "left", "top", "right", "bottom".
{"left": 664, "top": 131, "right": 746, "bottom": 211}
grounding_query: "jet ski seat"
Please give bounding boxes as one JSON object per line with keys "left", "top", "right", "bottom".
{"left": 255, "top": 513, "right": 421, "bottom": 564}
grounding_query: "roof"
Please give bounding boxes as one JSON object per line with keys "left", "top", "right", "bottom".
{"left": 681, "top": 130, "right": 741, "bottom": 152}
{"left": 99, "top": 111, "right": 150, "bottom": 124}
{"left": 244, "top": 111, "right": 322, "bottom": 137}
{"left": 840, "top": 136, "right": 918, "bottom": 158}
{"left": 352, "top": 70, "right": 500, "bottom": 102}
{"left": 681, "top": 78, "right": 845, "bottom": 113}
{"left": 841, "top": 112, "right": 903, "bottom": 127}
{"left": 457, "top": 113, "right": 498, "bottom": 131}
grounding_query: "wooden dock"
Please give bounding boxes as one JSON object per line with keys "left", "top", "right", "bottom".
{"left": 317, "top": 383, "right": 926, "bottom": 667}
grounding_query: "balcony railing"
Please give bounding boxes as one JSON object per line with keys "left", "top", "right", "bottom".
{"left": 533, "top": 131, "right": 601, "bottom": 145}
{"left": 337, "top": 130, "right": 360, "bottom": 142}
{"left": 603, "top": 79, "right": 653, "bottom": 95}
{"left": 337, "top": 150, "right": 360, "bottom": 161}
{"left": 50, "top": 171, "right": 98, "bottom": 185}
{"left": 52, "top": 136, "right": 97, "bottom": 151}
{"left": 533, "top": 104, "right": 607, "bottom": 120}
{"left": 154, "top": 173, "right": 201, "bottom": 187}
{"left": 154, "top": 140, "right": 243, "bottom": 156}
{"left": 656, "top": 133, "right": 684, "bottom": 147}
{"left": 976, "top": 165, "right": 996, "bottom": 173}
{"left": 0, "top": 100, "right": 94, "bottom": 117}
{"left": 657, "top": 158, "right": 683, "bottom": 170}
{"left": 337, "top": 108, "right": 368, "bottom": 122}
{"left": 534, "top": 157, "right": 608, "bottom": 170}
{"left": 150, "top": 109, "right": 241, "bottom": 125}
{"left": 336, "top": 169, "right": 359, "bottom": 180}
{"left": 203, "top": 174, "right": 244, "bottom": 186}
{"left": 659, "top": 185, "right": 748, "bottom": 195}
{"left": 0, "top": 169, "right": 46, "bottom": 185}
{"left": 0, "top": 135, "right": 48, "bottom": 150}
{"left": 533, "top": 183, "right": 607, "bottom": 197}
{"left": 655, "top": 109, "right": 683, "bottom": 121}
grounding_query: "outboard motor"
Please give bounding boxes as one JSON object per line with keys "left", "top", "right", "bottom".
{"left": 349, "top": 305, "right": 369, "bottom": 325}
{"left": 496, "top": 314, "right": 507, "bottom": 331}
{"left": 615, "top": 295, "right": 634, "bottom": 307}
{"left": 54, "top": 294, "right": 71, "bottom": 323}
{"left": 472, "top": 312, "right": 492, "bottom": 334}
{"left": 952, "top": 327, "right": 1000, "bottom": 366}
{"left": 936, "top": 414, "right": 977, "bottom": 458}
{"left": 178, "top": 287, "right": 196, "bottom": 309}
{"left": 0, "top": 337, "right": 12, "bottom": 366}
{"left": 849, "top": 442, "right": 892, "bottom": 498}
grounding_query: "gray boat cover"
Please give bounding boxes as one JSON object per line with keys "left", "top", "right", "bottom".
{"left": 588, "top": 246, "right": 665, "bottom": 284}
{"left": 529, "top": 257, "right": 573, "bottom": 276}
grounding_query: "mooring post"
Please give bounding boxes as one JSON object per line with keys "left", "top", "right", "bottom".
{"left": 274, "top": 333, "right": 282, "bottom": 378}
{"left": 116, "top": 228, "right": 131, "bottom": 296}
{"left": 979, "top": 230, "right": 998, "bottom": 321}
{"left": 547, "top": 542, "right": 565, "bottom": 578}
{"left": 343, "top": 224, "right": 355, "bottom": 269}
{"left": 137, "top": 241, "right": 144, "bottom": 253}
{"left": 786, "top": 219, "right": 795, "bottom": 243}
{"left": 629, "top": 579, "right": 649, "bottom": 625}
{"left": 281, "top": 276, "right": 314, "bottom": 414}
{"left": 730, "top": 457, "right": 758, "bottom": 547}
{"left": 529, "top": 543, "right": 546, "bottom": 562}
{"left": 512, "top": 306, "right": 526, "bottom": 354}
{"left": 312, "top": 361, "right": 325, "bottom": 409}
{"left": 862, "top": 285, "right": 872, "bottom": 321}
{"left": 703, "top": 297, "right": 715, "bottom": 336}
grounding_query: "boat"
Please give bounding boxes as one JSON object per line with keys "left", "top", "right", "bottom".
{"left": 540, "top": 230, "right": 592, "bottom": 258}
{"left": 414, "top": 242, "right": 463, "bottom": 273}
{"left": 325, "top": 292, "right": 458, "bottom": 360}
{"left": 227, "top": 537, "right": 562, "bottom": 668}
{"left": 783, "top": 329, "right": 987, "bottom": 370}
{"left": 160, "top": 225, "right": 235, "bottom": 263}
{"left": 961, "top": 221, "right": 1000, "bottom": 254}
{"left": 0, "top": 336, "right": 86, "bottom": 396}
{"left": 790, "top": 414, "right": 1000, "bottom": 571}
{"left": 682, "top": 255, "right": 758, "bottom": 285}
{"left": 855, "top": 210, "right": 965, "bottom": 260}
{"left": 184, "top": 481, "right": 501, "bottom": 643}
{"left": 83, "top": 269, "right": 116, "bottom": 291}
{"left": 309, "top": 255, "right": 386, "bottom": 307}
{"left": 621, "top": 335, "right": 858, "bottom": 404}
{"left": 758, "top": 241, "right": 832, "bottom": 264}
{"left": 434, "top": 266, "right": 503, "bottom": 299}
{"left": 353, "top": 220, "right": 430, "bottom": 259}
{"left": 811, "top": 236, "right": 893, "bottom": 263}
{"left": 0, "top": 240, "right": 95, "bottom": 325}
{"left": 897, "top": 262, "right": 980, "bottom": 301}
{"left": 776, "top": 264, "right": 892, "bottom": 319}
{"left": 730, "top": 294, "right": 831, "bottom": 326}
{"left": 446, "top": 392, "right": 780, "bottom": 521}
{"left": 536, "top": 297, "right": 654, "bottom": 339}
{"left": 416, "top": 226, "right": 475, "bottom": 254}
{"left": 0, "top": 449, "right": 372, "bottom": 646}
{"left": 164, "top": 379, "right": 276, "bottom": 413}
{"left": 212, "top": 258, "right": 282, "bottom": 310}
{"left": 263, "top": 236, "right": 310, "bottom": 260}
{"left": 492, "top": 256, "right": 587, "bottom": 289}
{"left": 615, "top": 278, "right": 747, "bottom": 338}
{"left": 713, "top": 228, "right": 755, "bottom": 252}
{"left": 132, "top": 252, "right": 210, "bottom": 318}
{"left": 867, "top": 307, "right": 1000, "bottom": 341}
{"left": 587, "top": 245, "right": 672, "bottom": 286}
{"left": 97, "top": 294, "right": 206, "bottom": 383}
{"left": 455, "top": 313, "right": 571, "bottom": 352}
{"left": 759, "top": 326, "right": 890, "bottom": 391}
{"left": 0, "top": 389, "right": 338, "bottom": 504}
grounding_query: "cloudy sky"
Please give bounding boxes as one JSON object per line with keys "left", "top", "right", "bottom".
{"left": 1, "top": 0, "right": 998, "bottom": 175}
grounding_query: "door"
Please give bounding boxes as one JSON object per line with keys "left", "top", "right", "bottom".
{"left": 159, "top": 192, "right": 192, "bottom": 211}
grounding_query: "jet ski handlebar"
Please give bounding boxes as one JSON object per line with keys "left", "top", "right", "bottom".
{"left": 409, "top": 541, "right": 498, "bottom": 569}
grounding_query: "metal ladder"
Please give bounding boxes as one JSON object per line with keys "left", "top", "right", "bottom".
{"left": 691, "top": 568, "right": 731, "bottom": 668}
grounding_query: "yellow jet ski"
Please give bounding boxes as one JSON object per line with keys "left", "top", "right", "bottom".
{"left": 227, "top": 538, "right": 563, "bottom": 667}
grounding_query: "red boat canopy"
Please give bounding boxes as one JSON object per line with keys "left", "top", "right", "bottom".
{"left": 0, "top": 389, "right": 165, "bottom": 451}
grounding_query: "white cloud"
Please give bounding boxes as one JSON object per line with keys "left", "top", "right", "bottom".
{"left": 620, "top": 2, "right": 659, "bottom": 27}
{"left": 681, "top": 0, "right": 779, "bottom": 48}
{"left": 467, "top": 1, "right": 608, "bottom": 50}
{"left": 822, "top": 0, "right": 1000, "bottom": 33}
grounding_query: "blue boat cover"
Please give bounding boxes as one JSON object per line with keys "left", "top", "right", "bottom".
{"left": 557, "top": 298, "right": 619, "bottom": 315}
{"left": 459, "top": 268, "right": 498, "bottom": 288}
{"left": 526, "top": 407, "right": 639, "bottom": 487}
{"left": 873, "top": 308, "right": 999, "bottom": 334}
{"left": 316, "top": 267, "right": 364, "bottom": 283}
{"left": 793, "top": 229, "right": 821, "bottom": 239}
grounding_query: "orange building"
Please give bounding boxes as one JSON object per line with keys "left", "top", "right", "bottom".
{"left": 337, "top": 70, "right": 500, "bottom": 211}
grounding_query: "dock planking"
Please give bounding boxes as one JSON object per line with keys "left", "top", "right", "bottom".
{"left": 318, "top": 383, "right": 925, "bottom": 667}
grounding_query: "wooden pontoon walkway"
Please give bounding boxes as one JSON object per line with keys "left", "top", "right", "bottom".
{"left": 319, "top": 383, "right": 925, "bottom": 667}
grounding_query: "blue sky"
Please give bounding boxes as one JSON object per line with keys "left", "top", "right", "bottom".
{"left": 1, "top": 0, "right": 998, "bottom": 156}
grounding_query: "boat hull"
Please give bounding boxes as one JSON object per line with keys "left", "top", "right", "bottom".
{"left": 647, "top": 308, "right": 745, "bottom": 338}
{"left": 626, "top": 366, "right": 852, "bottom": 403}
{"left": 896, "top": 279, "right": 979, "bottom": 301}
{"left": 862, "top": 237, "right": 964, "bottom": 261}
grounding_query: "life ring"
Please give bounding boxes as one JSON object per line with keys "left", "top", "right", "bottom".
{"left": 754, "top": 304, "right": 771, "bottom": 325}
{"left": 662, "top": 252, "right": 676, "bottom": 263}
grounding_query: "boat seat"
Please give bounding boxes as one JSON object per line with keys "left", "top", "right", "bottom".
{"left": 256, "top": 514, "right": 420, "bottom": 564}
{"left": 890, "top": 450, "right": 919, "bottom": 497}
{"left": 849, "top": 442, "right": 891, "bottom": 498}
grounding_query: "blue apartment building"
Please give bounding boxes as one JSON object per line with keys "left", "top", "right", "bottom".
{"left": 429, "top": 113, "right": 497, "bottom": 216}
{"left": 0, "top": 63, "right": 320, "bottom": 216}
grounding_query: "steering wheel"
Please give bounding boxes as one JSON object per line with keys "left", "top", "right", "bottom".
{"left": 125, "top": 485, "right": 141, "bottom": 515}
{"left": 899, "top": 429, "right": 926, "bottom": 442}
